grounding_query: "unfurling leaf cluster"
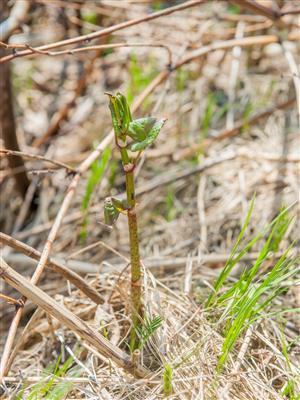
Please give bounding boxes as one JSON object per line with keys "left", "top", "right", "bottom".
{"left": 106, "top": 92, "right": 166, "bottom": 152}
{"left": 107, "top": 92, "right": 132, "bottom": 140}
{"left": 104, "top": 197, "right": 127, "bottom": 226}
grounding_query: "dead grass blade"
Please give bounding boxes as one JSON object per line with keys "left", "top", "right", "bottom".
{"left": 0, "top": 257, "right": 149, "bottom": 379}
{"left": 0, "top": 232, "right": 103, "bottom": 305}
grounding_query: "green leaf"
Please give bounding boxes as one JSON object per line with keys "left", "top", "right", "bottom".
{"left": 128, "top": 117, "right": 157, "bottom": 141}
{"left": 163, "top": 364, "right": 173, "bottom": 396}
{"left": 136, "top": 315, "right": 163, "bottom": 350}
{"left": 129, "top": 118, "right": 166, "bottom": 152}
{"left": 104, "top": 197, "right": 126, "bottom": 226}
{"left": 107, "top": 92, "right": 132, "bottom": 138}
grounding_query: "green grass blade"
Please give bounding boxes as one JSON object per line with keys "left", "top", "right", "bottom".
{"left": 206, "top": 195, "right": 255, "bottom": 307}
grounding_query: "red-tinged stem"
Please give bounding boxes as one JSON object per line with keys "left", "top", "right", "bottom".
{"left": 122, "top": 154, "right": 142, "bottom": 351}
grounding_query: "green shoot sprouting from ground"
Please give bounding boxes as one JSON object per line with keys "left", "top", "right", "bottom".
{"left": 15, "top": 355, "right": 81, "bottom": 400}
{"left": 136, "top": 315, "right": 163, "bottom": 350}
{"left": 163, "top": 363, "right": 173, "bottom": 397}
{"left": 206, "top": 198, "right": 299, "bottom": 371}
{"left": 105, "top": 92, "right": 166, "bottom": 350}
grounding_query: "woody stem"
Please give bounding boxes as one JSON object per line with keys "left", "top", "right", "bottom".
{"left": 119, "top": 144, "right": 142, "bottom": 351}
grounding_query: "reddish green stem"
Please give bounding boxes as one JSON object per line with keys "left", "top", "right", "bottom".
{"left": 122, "top": 155, "right": 142, "bottom": 350}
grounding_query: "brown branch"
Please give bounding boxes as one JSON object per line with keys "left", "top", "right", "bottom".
{"left": 0, "top": 148, "right": 76, "bottom": 173}
{"left": 174, "top": 33, "right": 299, "bottom": 69}
{"left": 0, "top": 49, "right": 30, "bottom": 198}
{"left": 0, "top": 232, "right": 103, "bottom": 305}
{"left": 0, "top": 258, "right": 149, "bottom": 379}
{"left": 0, "top": 0, "right": 32, "bottom": 200}
{"left": 230, "top": 0, "right": 285, "bottom": 27}
{"left": 0, "top": 293, "right": 23, "bottom": 307}
{"left": 0, "top": 0, "right": 205, "bottom": 64}
{"left": 0, "top": 41, "right": 173, "bottom": 66}
{"left": 13, "top": 178, "right": 38, "bottom": 233}
{"left": 0, "top": 130, "right": 113, "bottom": 380}
{"left": 281, "top": 7, "right": 300, "bottom": 16}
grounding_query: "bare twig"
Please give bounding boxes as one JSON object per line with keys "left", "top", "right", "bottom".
{"left": 137, "top": 251, "right": 291, "bottom": 272}
{"left": 0, "top": 49, "right": 30, "bottom": 198}
{"left": 0, "top": 293, "right": 23, "bottom": 307}
{"left": 0, "top": 0, "right": 31, "bottom": 199}
{"left": 230, "top": 0, "right": 285, "bottom": 27}
{"left": 0, "top": 258, "right": 149, "bottom": 379}
{"left": 3, "top": 249, "right": 292, "bottom": 275}
{"left": 0, "top": 232, "right": 103, "bottom": 305}
{"left": 0, "top": 0, "right": 205, "bottom": 64}
{"left": 11, "top": 147, "right": 299, "bottom": 243}
{"left": 130, "top": 33, "right": 299, "bottom": 117}
{"left": 0, "top": 148, "right": 76, "bottom": 172}
{"left": 0, "top": 41, "right": 173, "bottom": 66}
{"left": 174, "top": 33, "right": 299, "bottom": 69}
{"left": 281, "top": 7, "right": 300, "bottom": 16}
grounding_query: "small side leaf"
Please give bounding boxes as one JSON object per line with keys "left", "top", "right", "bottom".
{"left": 128, "top": 117, "right": 157, "bottom": 141}
{"left": 104, "top": 197, "right": 127, "bottom": 226}
{"left": 129, "top": 118, "right": 166, "bottom": 152}
{"left": 104, "top": 198, "right": 119, "bottom": 226}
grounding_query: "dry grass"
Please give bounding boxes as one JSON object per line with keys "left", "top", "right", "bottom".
{"left": 0, "top": 1, "right": 299, "bottom": 399}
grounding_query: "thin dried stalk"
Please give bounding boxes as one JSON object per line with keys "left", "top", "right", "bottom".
{"left": 230, "top": 0, "right": 285, "bottom": 26}
{"left": 0, "top": 50, "right": 30, "bottom": 198}
{"left": 0, "top": 148, "right": 75, "bottom": 172}
{"left": 0, "top": 42, "right": 172, "bottom": 66}
{"left": 0, "top": 232, "right": 103, "bottom": 305}
{"left": 0, "top": 258, "right": 149, "bottom": 379}
{"left": 0, "top": 0, "right": 205, "bottom": 64}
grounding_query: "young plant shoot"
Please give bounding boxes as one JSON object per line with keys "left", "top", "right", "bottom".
{"left": 105, "top": 92, "right": 166, "bottom": 350}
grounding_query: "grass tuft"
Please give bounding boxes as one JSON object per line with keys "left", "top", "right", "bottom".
{"left": 15, "top": 355, "right": 81, "bottom": 400}
{"left": 204, "top": 198, "right": 299, "bottom": 371}
{"left": 136, "top": 314, "right": 163, "bottom": 351}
